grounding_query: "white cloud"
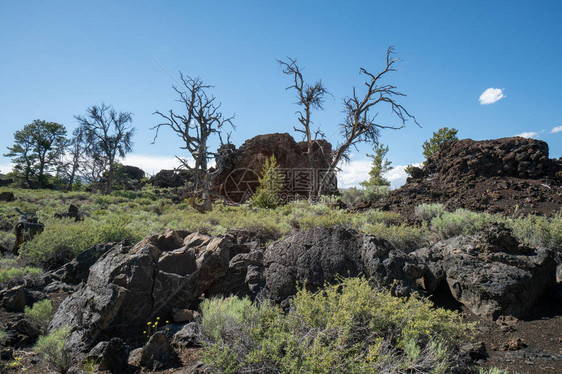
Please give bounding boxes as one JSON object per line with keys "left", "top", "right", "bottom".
{"left": 514, "top": 131, "right": 539, "bottom": 139}
{"left": 338, "top": 159, "right": 372, "bottom": 189}
{"left": 383, "top": 163, "right": 423, "bottom": 188}
{"left": 121, "top": 154, "right": 184, "bottom": 176}
{"left": 479, "top": 88, "right": 505, "bottom": 105}
{"left": 0, "top": 163, "right": 12, "bottom": 174}
{"left": 551, "top": 125, "right": 562, "bottom": 134}
{"left": 338, "top": 160, "right": 422, "bottom": 189}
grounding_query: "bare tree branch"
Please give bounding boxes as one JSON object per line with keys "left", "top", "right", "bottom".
{"left": 152, "top": 73, "right": 235, "bottom": 211}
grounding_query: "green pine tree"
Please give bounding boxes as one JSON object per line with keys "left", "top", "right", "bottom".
{"left": 360, "top": 144, "right": 393, "bottom": 188}
{"left": 250, "top": 155, "right": 285, "bottom": 208}
{"left": 422, "top": 127, "right": 459, "bottom": 160}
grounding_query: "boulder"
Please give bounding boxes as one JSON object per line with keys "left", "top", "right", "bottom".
{"left": 49, "top": 230, "right": 261, "bottom": 351}
{"left": 259, "top": 226, "right": 423, "bottom": 305}
{"left": 139, "top": 331, "right": 180, "bottom": 370}
{"left": 0, "top": 192, "right": 15, "bottom": 202}
{"left": 5, "top": 316, "right": 41, "bottom": 347}
{"left": 150, "top": 169, "right": 195, "bottom": 188}
{"left": 88, "top": 337, "right": 129, "bottom": 373}
{"left": 171, "top": 322, "right": 201, "bottom": 348}
{"left": 54, "top": 204, "right": 84, "bottom": 222}
{"left": 50, "top": 242, "right": 115, "bottom": 284}
{"left": 413, "top": 224, "right": 557, "bottom": 319}
{"left": 172, "top": 308, "right": 200, "bottom": 323}
{"left": 0, "top": 285, "right": 45, "bottom": 313}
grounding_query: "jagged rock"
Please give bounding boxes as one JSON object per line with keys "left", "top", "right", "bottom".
{"left": 5, "top": 316, "right": 41, "bottom": 347}
{"left": 460, "top": 342, "right": 488, "bottom": 361}
{"left": 12, "top": 211, "right": 44, "bottom": 256}
{"left": 44, "top": 281, "right": 76, "bottom": 293}
{"left": 0, "top": 285, "right": 45, "bottom": 312}
{"left": 0, "top": 178, "right": 13, "bottom": 187}
{"left": 139, "top": 331, "right": 180, "bottom": 370}
{"left": 96, "top": 165, "right": 146, "bottom": 191}
{"left": 501, "top": 338, "right": 527, "bottom": 351}
{"left": 88, "top": 338, "right": 129, "bottom": 373}
{"left": 171, "top": 322, "right": 201, "bottom": 348}
{"left": 54, "top": 204, "right": 84, "bottom": 221}
{"left": 49, "top": 230, "right": 260, "bottom": 351}
{"left": 214, "top": 133, "right": 337, "bottom": 203}
{"left": 377, "top": 137, "right": 562, "bottom": 217}
{"left": 413, "top": 224, "right": 557, "bottom": 319}
{"left": 150, "top": 169, "right": 195, "bottom": 188}
{"left": 259, "top": 226, "right": 423, "bottom": 305}
{"left": 0, "top": 192, "right": 15, "bottom": 202}
{"left": 50, "top": 242, "right": 115, "bottom": 284}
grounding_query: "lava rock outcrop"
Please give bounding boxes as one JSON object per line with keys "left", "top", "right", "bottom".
{"left": 214, "top": 133, "right": 337, "bottom": 203}
{"left": 378, "top": 137, "right": 562, "bottom": 217}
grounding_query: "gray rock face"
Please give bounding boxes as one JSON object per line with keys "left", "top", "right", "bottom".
{"left": 50, "top": 242, "right": 115, "bottom": 284}
{"left": 88, "top": 338, "right": 129, "bottom": 373}
{"left": 413, "top": 225, "right": 556, "bottom": 319}
{"left": 0, "top": 285, "right": 46, "bottom": 313}
{"left": 171, "top": 322, "right": 201, "bottom": 348}
{"left": 49, "top": 229, "right": 260, "bottom": 351}
{"left": 260, "top": 225, "right": 556, "bottom": 320}
{"left": 139, "top": 331, "right": 180, "bottom": 370}
{"left": 259, "top": 226, "right": 423, "bottom": 305}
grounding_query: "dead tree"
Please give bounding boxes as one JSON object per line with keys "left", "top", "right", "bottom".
{"left": 280, "top": 48, "right": 418, "bottom": 197}
{"left": 322, "top": 47, "right": 419, "bottom": 194}
{"left": 152, "top": 73, "right": 234, "bottom": 212}
{"left": 278, "top": 58, "right": 331, "bottom": 196}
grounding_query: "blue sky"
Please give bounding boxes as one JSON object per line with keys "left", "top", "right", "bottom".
{"left": 1, "top": 1, "right": 561, "bottom": 187}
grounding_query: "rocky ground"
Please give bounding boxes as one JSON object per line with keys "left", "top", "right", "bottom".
{"left": 1, "top": 222, "right": 560, "bottom": 373}
{"left": 0, "top": 136, "right": 560, "bottom": 373}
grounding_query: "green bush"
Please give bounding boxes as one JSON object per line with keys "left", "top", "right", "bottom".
{"left": 363, "top": 222, "right": 429, "bottom": 252}
{"left": 200, "top": 278, "right": 472, "bottom": 374}
{"left": 34, "top": 326, "right": 72, "bottom": 374}
{"left": 415, "top": 203, "right": 446, "bottom": 222}
{"left": 250, "top": 155, "right": 285, "bottom": 209}
{"left": 0, "top": 329, "right": 7, "bottom": 345}
{"left": 340, "top": 186, "right": 390, "bottom": 206}
{"left": 340, "top": 187, "right": 368, "bottom": 206}
{"left": 24, "top": 299, "right": 53, "bottom": 330}
{"left": 200, "top": 297, "right": 255, "bottom": 342}
{"left": 508, "top": 213, "right": 562, "bottom": 250}
{"left": 430, "top": 209, "right": 497, "bottom": 239}
{"left": 21, "top": 215, "right": 139, "bottom": 268}
{"left": 0, "top": 258, "right": 42, "bottom": 284}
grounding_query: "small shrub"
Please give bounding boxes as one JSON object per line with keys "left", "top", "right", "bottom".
{"left": 415, "top": 203, "right": 446, "bottom": 222}
{"left": 340, "top": 187, "right": 367, "bottom": 206}
{"left": 430, "top": 209, "right": 497, "bottom": 239}
{"left": 24, "top": 299, "right": 53, "bottom": 330}
{"left": 478, "top": 368, "right": 509, "bottom": 374}
{"left": 200, "top": 297, "right": 254, "bottom": 342}
{"left": 0, "top": 329, "right": 7, "bottom": 345}
{"left": 22, "top": 215, "right": 137, "bottom": 268}
{"left": 0, "top": 259, "right": 42, "bottom": 284}
{"left": 364, "top": 222, "right": 429, "bottom": 251}
{"left": 200, "top": 278, "right": 472, "bottom": 374}
{"left": 34, "top": 326, "right": 72, "bottom": 374}
{"left": 508, "top": 213, "right": 562, "bottom": 251}
{"left": 364, "top": 185, "right": 391, "bottom": 202}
